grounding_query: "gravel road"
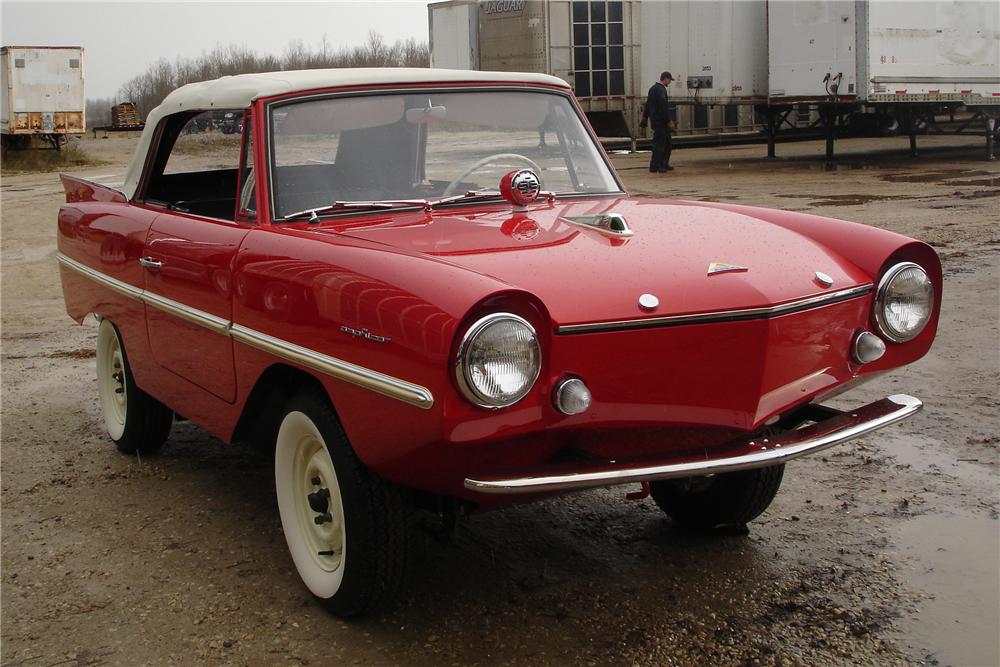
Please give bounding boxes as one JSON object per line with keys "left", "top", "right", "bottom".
{"left": 2, "top": 134, "right": 997, "bottom": 666}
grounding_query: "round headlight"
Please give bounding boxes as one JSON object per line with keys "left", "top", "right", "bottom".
{"left": 456, "top": 313, "right": 541, "bottom": 408}
{"left": 874, "top": 262, "right": 934, "bottom": 343}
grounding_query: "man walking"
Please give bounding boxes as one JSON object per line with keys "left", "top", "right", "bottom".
{"left": 640, "top": 71, "right": 674, "bottom": 173}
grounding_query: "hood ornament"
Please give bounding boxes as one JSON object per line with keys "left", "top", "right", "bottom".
{"left": 562, "top": 213, "right": 633, "bottom": 237}
{"left": 707, "top": 262, "right": 748, "bottom": 276}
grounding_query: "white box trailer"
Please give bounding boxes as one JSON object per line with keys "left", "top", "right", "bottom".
{"left": 768, "top": 1, "right": 1000, "bottom": 104}
{"left": 428, "top": 0, "right": 770, "bottom": 138}
{"left": 639, "top": 0, "right": 768, "bottom": 105}
{"left": 428, "top": 0, "right": 480, "bottom": 70}
{"left": 1, "top": 46, "right": 85, "bottom": 144}
{"left": 429, "top": 0, "right": 645, "bottom": 137}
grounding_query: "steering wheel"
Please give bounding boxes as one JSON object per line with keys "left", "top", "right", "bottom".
{"left": 442, "top": 153, "right": 545, "bottom": 196}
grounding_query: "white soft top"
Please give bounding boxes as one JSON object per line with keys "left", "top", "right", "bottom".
{"left": 121, "top": 67, "right": 570, "bottom": 199}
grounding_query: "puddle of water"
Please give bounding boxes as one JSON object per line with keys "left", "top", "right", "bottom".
{"left": 893, "top": 513, "right": 999, "bottom": 667}
{"left": 883, "top": 433, "right": 999, "bottom": 666}
{"left": 818, "top": 163, "right": 882, "bottom": 172}
{"left": 773, "top": 193, "right": 921, "bottom": 207}
{"left": 945, "top": 178, "right": 1000, "bottom": 187}
{"left": 880, "top": 170, "right": 992, "bottom": 184}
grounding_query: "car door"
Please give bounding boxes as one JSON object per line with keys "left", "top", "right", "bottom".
{"left": 138, "top": 110, "right": 255, "bottom": 402}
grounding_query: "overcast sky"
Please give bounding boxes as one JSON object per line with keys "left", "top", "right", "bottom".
{"left": 1, "top": 1, "right": 430, "bottom": 98}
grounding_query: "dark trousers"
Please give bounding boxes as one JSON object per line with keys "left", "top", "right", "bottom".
{"left": 650, "top": 123, "right": 673, "bottom": 171}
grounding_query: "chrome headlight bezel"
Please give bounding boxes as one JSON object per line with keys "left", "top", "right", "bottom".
{"left": 874, "top": 262, "right": 934, "bottom": 343}
{"left": 455, "top": 313, "right": 541, "bottom": 409}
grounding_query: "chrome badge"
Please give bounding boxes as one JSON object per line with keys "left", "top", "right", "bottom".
{"left": 340, "top": 325, "right": 390, "bottom": 344}
{"left": 814, "top": 271, "right": 834, "bottom": 287}
{"left": 638, "top": 293, "right": 659, "bottom": 311}
{"left": 707, "top": 262, "right": 748, "bottom": 276}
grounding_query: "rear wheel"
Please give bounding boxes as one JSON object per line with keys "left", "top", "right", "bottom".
{"left": 649, "top": 464, "right": 785, "bottom": 530}
{"left": 274, "top": 390, "right": 410, "bottom": 617}
{"left": 96, "top": 319, "right": 172, "bottom": 454}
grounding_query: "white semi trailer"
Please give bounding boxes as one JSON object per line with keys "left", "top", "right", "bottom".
{"left": 428, "top": 1, "right": 1000, "bottom": 157}
{"left": 1, "top": 46, "right": 86, "bottom": 149}
{"left": 428, "top": 0, "right": 777, "bottom": 139}
{"left": 766, "top": 1, "right": 999, "bottom": 158}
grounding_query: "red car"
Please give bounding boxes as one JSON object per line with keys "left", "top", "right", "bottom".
{"left": 57, "top": 69, "right": 939, "bottom": 616}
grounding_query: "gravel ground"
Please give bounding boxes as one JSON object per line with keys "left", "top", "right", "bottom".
{"left": 1, "top": 133, "right": 997, "bottom": 666}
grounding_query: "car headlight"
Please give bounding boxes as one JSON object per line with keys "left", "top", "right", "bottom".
{"left": 874, "top": 262, "right": 934, "bottom": 343}
{"left": 456, "top": 313, "right": 540, "bottom": 408}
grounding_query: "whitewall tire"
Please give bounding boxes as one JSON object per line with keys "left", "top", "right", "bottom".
{"left": 274, "top": 390, "right": 410, "bottom": 617}
{"left": 275, "top": 411, "right": 348, "bottom": 598}
{"left": 95, "top": 319, "right": 172, "bottom": 454}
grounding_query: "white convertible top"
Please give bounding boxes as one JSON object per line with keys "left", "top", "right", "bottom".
{"left": 120, "top": 67, "right": 570, "bottom": 199}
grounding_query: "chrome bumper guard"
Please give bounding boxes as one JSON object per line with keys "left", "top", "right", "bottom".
{"left": 464, "top": 394, "right": 922, "bottom": 495}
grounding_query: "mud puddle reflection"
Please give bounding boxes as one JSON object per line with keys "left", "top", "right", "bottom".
{"left": 884, "top": 433, "right": 999, "bottom": 666}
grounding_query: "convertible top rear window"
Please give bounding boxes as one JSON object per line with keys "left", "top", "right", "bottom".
{"left": 268, "top": 89, "right": 621, "bottom": 219}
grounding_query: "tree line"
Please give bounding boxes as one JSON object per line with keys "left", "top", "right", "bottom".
{"left": 88, "top": 32, "right": 428, "bottom": 126}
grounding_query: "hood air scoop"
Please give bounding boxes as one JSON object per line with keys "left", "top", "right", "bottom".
{"left": 562, "top": 213, "right": 633, "bottom": 238}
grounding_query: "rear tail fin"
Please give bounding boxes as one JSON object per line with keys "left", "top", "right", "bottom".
{"left": 59, "top": 174, "right": 128, "bottom": 204}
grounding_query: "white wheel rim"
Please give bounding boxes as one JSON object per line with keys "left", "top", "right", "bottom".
{"left": 275, "top": 411, "right": 347, "bottom": 598}
{"left": 96, "top": 320, "right": 127, "bottom": 440}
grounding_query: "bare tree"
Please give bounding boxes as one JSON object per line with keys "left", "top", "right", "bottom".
{"left": 118, "top": 33, "right": 430, "bottom": 119}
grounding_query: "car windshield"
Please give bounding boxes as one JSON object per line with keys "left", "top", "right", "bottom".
{"left": 268, "top": 89, "right": 621, "bottom": 219}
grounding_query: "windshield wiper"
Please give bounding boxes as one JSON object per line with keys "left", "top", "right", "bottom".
{"left": 283, "top": 189, "right": 554, "bottom": 222}
{"left": 432, "top": 188, "right": 556, "bottom": 207}
{"left": 283, "top": 200, "right": 430, "bottom": 222}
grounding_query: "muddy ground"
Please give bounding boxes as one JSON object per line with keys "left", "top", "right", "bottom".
{"left": 2, "top": 134, "right": 997, "bottom": 666}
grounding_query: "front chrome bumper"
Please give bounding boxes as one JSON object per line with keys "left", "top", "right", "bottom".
{"left": 464, "top": 394, "right": 922, "bottom": 495}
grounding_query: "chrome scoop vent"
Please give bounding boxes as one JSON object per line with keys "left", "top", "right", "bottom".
{"left": 561, "top": 213, "right": 633, "bottom": 237}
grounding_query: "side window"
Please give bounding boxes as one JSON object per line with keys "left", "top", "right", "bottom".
{"left": 145, "top": 110, "right": 244, "bottom": 220}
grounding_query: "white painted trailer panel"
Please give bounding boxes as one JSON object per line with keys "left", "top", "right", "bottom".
{"left": 428, "top": 1, "right": 479, "bottom": 70}
{"left": 768, "top": 1, "right": 1000, "bottom": 103}
{"left": 1, "top": 46, "right": 85, "bottom": 135}
{"left": 865, "top": 0, "right": 1000, "bottom": 102}
{"left": 640, "top": 0, "right": 768, "bottom": 103}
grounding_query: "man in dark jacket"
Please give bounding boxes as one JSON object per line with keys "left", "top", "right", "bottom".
{"left": 640, "top": 71, "right": 674, "bottom": 172}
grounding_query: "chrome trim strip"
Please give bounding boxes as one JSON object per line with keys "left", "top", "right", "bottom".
{"left": 56, "top": 252, "right": 435, "bottom": 409}
{"left": 231, "top": 325, "right": 434, "bottom": 410}
{"left": 141, "top": 290, "right": 231, "bottom": 336}
{"left": 57, "top": 253, "right": 143, "bottom": 301}
{"left": 464, "top": 394, "right": 922, "bottom": 494}
{"left": 556, "top": 283, "right": 874, "bottom": 334}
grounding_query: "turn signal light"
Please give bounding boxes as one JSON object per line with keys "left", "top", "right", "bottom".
{"left": 853, "top": 331, "right": 886, "bottom": 364}
{"left": 553, "top": 378, "right": 592, "bottom": 415}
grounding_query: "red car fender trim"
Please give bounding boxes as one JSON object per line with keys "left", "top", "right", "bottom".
{"left": 55, "top": 252, "right": 435, "bottom": 410}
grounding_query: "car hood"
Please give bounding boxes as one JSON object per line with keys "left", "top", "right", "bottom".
{"left": 324, "top": 197, "right": 874, "bottom": 327}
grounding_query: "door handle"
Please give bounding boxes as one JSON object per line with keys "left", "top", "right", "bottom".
{"left": 138, "top": 257, "right": 163, "bottom": 271}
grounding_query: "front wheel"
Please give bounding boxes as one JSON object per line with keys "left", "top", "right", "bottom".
{"left": 649, "top": 464, "right": 785, "bottom": 530}
{"left": 274, "top": 390, "right": 410, "bottom": 617}
{"left": 96, "top": 319, "right": 172, "bottom": 454}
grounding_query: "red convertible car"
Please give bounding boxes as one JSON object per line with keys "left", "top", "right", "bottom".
{"left": 57, "top": 69, "right": 939, "bottom": 616}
